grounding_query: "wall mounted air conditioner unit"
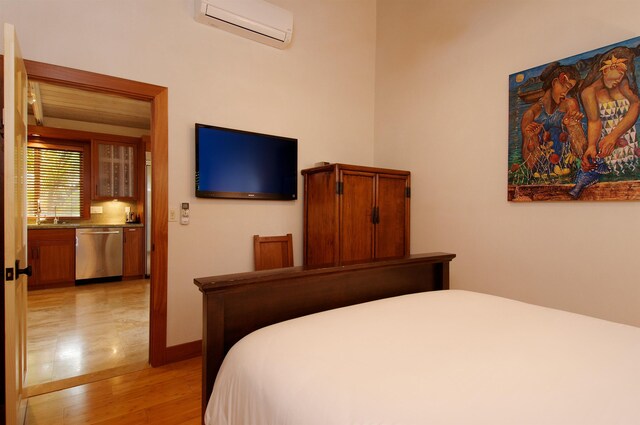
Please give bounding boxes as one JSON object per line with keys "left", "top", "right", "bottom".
{"left": 195, "top": 0, "right": 293, "bottom": 49}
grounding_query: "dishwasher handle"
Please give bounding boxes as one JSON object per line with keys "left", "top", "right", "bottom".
{"left": 77, "top": 230, "right": 122, "bottom": 235}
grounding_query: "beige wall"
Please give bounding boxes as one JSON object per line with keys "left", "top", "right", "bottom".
{"left": 6, "top": 0, "right": 639, "bottom": 350}
{"left": 375, "top": 0, "right": 640, "bottom": 326}
{"left": 2, "top": 0, "right": 377, "bottom": 345}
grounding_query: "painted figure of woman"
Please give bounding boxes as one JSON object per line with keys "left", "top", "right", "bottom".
{"left": 569, "top": 46, "right": 640, "bottom": 198}
{"left": 520, "top": 62, "right": 586, "bottom": 177}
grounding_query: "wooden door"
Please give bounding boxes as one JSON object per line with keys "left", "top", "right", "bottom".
{"left": 340, "top": 170, "right": 375, "bottom": 263}
{"left": 3, "top": 22, "right": 29, "bottom": 425}
{"left": 375, "top": 173, "right": 410, "bottom": 259}
{"left": 123, "top": 227, "right": 145, "bottom": 277}
{"left": 27, "top": 229, "right": 75, "bottom": 289}
{"left": 303, "top": 169, "right": 338, "bottom": 266}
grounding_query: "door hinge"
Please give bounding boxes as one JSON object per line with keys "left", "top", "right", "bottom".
{"left": 406, "top": 187, "right": 411, "bottom": 198}
{"left": 6, "top": 267, "right": 15, "bottom": 281}
{"left": 336, "top": 182, "right": 344, "bottom": 195}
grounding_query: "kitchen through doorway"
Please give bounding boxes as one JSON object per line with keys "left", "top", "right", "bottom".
{"left": 23, "top": 79, "right": 154, "bottom": 396}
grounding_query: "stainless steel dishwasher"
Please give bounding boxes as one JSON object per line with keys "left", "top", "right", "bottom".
{"left": 75, "top": 227, "right": 123, "bottom": 280}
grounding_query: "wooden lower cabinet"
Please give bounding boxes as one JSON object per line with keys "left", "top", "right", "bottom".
{"left": 28, "top": 229, "right": 76, "bottom": 290}
{"left": 123, "top": 227, "right": 145, "bottom": 278}
{"left": 302, "top": 163, "right": 410, "bottom": 266}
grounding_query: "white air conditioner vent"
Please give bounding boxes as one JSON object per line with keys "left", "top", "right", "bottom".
{"left": 195, "top": 0, "right": 293, "bottom": 49}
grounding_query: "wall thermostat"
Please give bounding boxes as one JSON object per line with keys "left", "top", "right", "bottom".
{"left": 180, "top": 202, "right": 190, "bottom": 225}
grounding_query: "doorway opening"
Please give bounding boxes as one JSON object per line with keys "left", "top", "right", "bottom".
{"left": 22, "top": 60, "right": 168, "bottom": 395}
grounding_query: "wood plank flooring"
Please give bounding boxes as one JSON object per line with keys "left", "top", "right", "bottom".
{"left": 25, "top": 357, "right": 202, "bottom": 424}
{"left": 26, "top": 279, "right": 150, "bottom": 396}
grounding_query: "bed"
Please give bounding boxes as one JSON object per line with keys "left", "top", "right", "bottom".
{"left": 194, "top": 253, "right": 640, "bottom": 424}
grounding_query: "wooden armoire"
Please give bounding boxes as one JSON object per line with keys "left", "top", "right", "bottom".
{"left": 302, "top": 163, "right": 410, "bottom": 266}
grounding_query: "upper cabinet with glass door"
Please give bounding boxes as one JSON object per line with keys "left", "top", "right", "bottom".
{"left": 92, "top": 140, "right": 138, "bottom": 200}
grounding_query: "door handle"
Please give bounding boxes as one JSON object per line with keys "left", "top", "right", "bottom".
{"left": 371, "top": 206, "right": 380, "bottom": 224}
{"left": 15, "top": 259, "right": 33, "bottom": 278}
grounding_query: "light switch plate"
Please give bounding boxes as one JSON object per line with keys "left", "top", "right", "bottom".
{"left": 169, "top": 208, "right": 177, "bottom": 222}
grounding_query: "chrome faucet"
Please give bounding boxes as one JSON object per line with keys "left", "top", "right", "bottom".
{"left": 53, "top": 205, "right": 59, "bottom": 225}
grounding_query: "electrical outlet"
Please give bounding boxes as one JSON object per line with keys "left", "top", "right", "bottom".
{"left": 90, "top": 206, "right": 103, "bottom": 214}
{"left": 169, "top": 208, "right": 177, "bottom": 222}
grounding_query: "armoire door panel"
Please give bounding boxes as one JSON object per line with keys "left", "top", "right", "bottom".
{"left": 340, "top": 172, "right": 375, "bottom": 263}
{"left": 304, "top": 170, "right": 338, "bottom": 265}
{"left": 375, "top": 174, "right": 409, "bottom": 259}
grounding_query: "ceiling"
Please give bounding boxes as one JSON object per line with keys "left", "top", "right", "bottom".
{"left": 28, "top": 81, "right": 151, "bottom": 132}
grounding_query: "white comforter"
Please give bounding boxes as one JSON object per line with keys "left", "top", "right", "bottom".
{"left": 205, "top": 290, "right": 640, "bottom": 425}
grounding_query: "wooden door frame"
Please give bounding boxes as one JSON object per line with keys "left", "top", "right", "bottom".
{"left": 1, "top": 56, "right": 7, "bottom": 421}
{"left": 22, "top": 59, "right": 169, "bottom": 367}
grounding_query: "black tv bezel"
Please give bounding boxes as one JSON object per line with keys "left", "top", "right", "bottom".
{"left": 195, "top": 123, "right": 298, "bottom": 201}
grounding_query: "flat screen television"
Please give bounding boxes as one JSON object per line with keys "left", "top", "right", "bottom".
{"left": 195, "top": 123, "right": 298, "bottom": 200}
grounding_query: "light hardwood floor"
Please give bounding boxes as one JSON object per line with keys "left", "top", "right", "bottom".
{"left": 25, "top": 356, "right": 202, "bottom": 425}
{"left": 26, "top": 279, "right": 150, "bottom": 396}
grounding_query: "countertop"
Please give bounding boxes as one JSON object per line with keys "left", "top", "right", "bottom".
{"left": 28, "top": 223, "right": 144, "bottom": 230}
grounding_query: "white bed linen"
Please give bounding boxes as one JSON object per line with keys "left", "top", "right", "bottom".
{"left": 205, "top": 290, "right": 640, "bottom": 425}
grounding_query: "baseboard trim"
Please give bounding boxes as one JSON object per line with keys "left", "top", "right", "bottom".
{"left": 164, "top": 340, "right": 202, "bottom": 364}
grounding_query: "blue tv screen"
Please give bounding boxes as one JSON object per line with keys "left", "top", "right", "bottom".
{"left": 195, "top": 123, "right": 298, "bottom": 200}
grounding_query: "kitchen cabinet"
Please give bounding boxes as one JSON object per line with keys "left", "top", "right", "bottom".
{"left": 302, "top": 163, "right": 410, "bottom": 266}
{"left": 92, "top": 140, "right": 138, "bottom": 200}
{"left": 27, "top": 229, "right": 76, "bottom": 290}
{"left": 123, "top": 227, "right": 145, "bottom": 278}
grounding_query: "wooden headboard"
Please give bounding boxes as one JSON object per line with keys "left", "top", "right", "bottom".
{"left": 193, "top": 252, "right": 456, "bottom": 419}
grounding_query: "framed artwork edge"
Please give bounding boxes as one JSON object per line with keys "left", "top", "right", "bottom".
{"left": 508, "top": 36, "right": 640, "bottom": 202}
{"left": 508, "top": 180, "right": 640, "bottom": 202}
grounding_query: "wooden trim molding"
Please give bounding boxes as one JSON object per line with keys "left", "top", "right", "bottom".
{"left": 28, "top": 125, "right": 141, "bottom": 144}
{"left": 23, "top": 60, "right": 165, "bottom": 101}
{"left": 164, "top": 340, "right": 202, "bottom": 364}
{"left": 150, "top": 87, "right": 169, "bottom": 366}
{"left": 23, "top": 59, "right": 170, "bottom": 367}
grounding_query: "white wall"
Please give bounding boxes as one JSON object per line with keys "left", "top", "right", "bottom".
{"left": 7, "top": 0, "right": 637, "bottom": 348}
{"left": 1, "top": 0, "right": 377, "bottom": 345}
{"left": 375, "top": 0, "right": 640, "bottom": 326}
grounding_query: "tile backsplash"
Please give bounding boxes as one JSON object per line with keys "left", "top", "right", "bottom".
{"left": 27, "top": 200, "right": 140, "bottom": 226}
{"left": 88, "top": 200, "right": 139, "bottom": 224}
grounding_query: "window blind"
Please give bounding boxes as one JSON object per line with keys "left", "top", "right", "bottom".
{"left": 27, "top": 147, "right": 84, "bottom": 218}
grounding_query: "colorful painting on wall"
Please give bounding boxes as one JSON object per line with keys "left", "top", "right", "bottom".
{"left": 508, "top": 36, "right": 640, "bottom": 201}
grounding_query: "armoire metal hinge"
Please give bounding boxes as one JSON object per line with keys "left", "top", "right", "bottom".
{"left": 336, "top": 182, "right": 344, "bottom": 195}
{"left": 406, "top": 187, "right": 411, "bottom": 198}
